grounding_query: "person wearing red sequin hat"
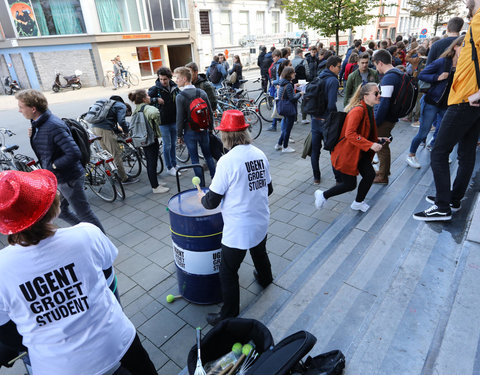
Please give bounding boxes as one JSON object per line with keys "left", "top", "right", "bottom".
{"left": 0, "top": 170, "right": 157, "bottom": 375}
{"left": 201, "top": 110, "right": 274, "bottom": 326}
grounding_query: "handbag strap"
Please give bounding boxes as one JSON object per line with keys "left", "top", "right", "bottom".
{"left": 470, "top": 27, "right": 480, "bottom": 90}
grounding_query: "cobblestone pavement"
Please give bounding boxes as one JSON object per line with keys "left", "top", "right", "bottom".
{"left": 3, "top": 79, "right": 472, "bottom": 374}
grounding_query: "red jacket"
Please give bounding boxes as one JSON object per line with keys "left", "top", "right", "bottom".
{"left": 331, "top": 101, "right": 378, "bottom": 176}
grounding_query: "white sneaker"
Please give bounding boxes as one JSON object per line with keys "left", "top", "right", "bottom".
{"left": 159, "top": 181, "right": 168, "bottom": 187}
{"left": 152, "top": 185, "right": 170, "bottom": 194}
{"left": 314, "top": 190, "right": 326, "bottom": 209}
{"left": 289, "top": 138, "right": 295, "bottom": 143}
{"left": 274, "top": 144, "right": 282, "bottom": 151}
{"left": 282, "top": 147, "right": 295, "bottom": 153}
{"left": 301, "top": 119, "right": 310, "bottom": 124}
{"left": 351, "top": 200, "right": 370, "bottom": 212}
{"left": 167, "top": 167, "right": 179, "bottom": 176}
{"left": 406, "top": 155, "right": 421, "bottom": 169}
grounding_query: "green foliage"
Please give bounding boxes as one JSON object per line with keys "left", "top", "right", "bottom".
{"left": 407, "top": 0, "right": 460, "bottom": 33}
{"left": 283, "top": 0, "right": 380, "bottom": 53}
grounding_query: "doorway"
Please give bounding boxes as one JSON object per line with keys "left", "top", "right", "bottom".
{"left": 167, "top": 45, "right": 192, "bottom": 70}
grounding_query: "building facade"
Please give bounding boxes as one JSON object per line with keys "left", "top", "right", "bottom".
{"left": 0, "top": 0, "right": 196, "bottom": 93}
{"left": 191, "top": 0, "right": 314, "bottom": 71}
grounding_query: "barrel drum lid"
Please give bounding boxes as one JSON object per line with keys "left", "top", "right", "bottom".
{"left": 168, "top": 188, "right": 223, "bottom": 304}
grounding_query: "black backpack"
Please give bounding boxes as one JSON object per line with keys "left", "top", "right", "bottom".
{"left": 322, "top": 111, "right": 347, "bottom": 151}
{"left": 294, "top": 60, "right": 308, "bottom": 80}
{"left": 209, "top": 64, "right": 223, "bottom": 84}
{"left": 303, "top": 77, "right": 327, "bottom": 116}
{"left": 62, "top": 118, "right": 91, "bottom": 167}
{"left": 389, "top": 70, "right": 418, "bottom": 119}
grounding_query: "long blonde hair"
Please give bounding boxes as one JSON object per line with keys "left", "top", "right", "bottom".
{"left": 345, "top": 82, "right": 378, "bottom": 112}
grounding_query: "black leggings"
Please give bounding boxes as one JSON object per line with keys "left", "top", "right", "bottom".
{"left": 324, "top": 155, "right": 376, "bottom": 203}
{"left": 142, "top": 138, "right": 159, "bottom": 189}
{"left": 120, "top": 334, "right": 157, "bottom": 375}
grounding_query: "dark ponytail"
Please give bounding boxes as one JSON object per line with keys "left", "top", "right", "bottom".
{"left": 128, "top": 89, "right": 148, "bottom": 104}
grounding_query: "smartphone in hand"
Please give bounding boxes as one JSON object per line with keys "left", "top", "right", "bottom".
{"left": 378, "top": 136, "right": 393, "bottom": 145}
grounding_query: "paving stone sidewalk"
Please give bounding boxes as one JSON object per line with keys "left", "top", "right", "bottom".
{"left": 0, "top": 105, "right": 423, "bottom": 374}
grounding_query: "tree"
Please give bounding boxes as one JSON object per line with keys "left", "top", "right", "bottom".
{"left": 407, "top": 0, "right": 460, "bottom": 35}
{"left": 282, "top": 0, "right": 380, "bottom": 55}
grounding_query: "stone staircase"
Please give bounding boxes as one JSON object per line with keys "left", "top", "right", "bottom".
{"left": 241, "top": 147, "right": 480, "bottom": 375}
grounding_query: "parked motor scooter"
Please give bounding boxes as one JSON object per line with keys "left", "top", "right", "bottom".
{"left": 3, "top": 76, "right": 21, "bottom": 95}
{"left": 52, "top": 70, "right": 82, "bottom": 92}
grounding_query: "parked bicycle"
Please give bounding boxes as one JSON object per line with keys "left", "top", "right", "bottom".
{"left": 77, "top": 118, "right": 125, "bottom": 202}
{"left": 117, "top": 135, "right": 164, "bottom": 177}
{"left": 0, "top": 128, "right": 39, "bottom": 172}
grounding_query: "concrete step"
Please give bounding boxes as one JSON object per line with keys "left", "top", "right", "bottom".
{"left": 241, "top": 149, "right": 480, "bottom": 374}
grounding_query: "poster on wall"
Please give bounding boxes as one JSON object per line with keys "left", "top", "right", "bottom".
{"left": 8, "top": 0, "right": 38, "bottom": 37}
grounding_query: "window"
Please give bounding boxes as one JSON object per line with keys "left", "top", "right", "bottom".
{"left": 272, "top": 11, "right": 280, "bottom": 34}
{"left": 255, "top": 11, "right": 265, "bottom": 35}
{"left": 171, "top": 0, "right": 189, "bottom": 29}
{"left": 239, "top": 11, "right": 249, "bottom": 35}
{"left": 28, "top": 0, "right": 86, "bottom": 36}
{"left": 137, "top": 46, "right": 162, "bottom": 77}
{"left": 286, "top": 22, "right": 293, "bottom": 33}
{"left": 220, "top": 11, "right": 231, "bottom": 45}
{"left": 95, "top": 0, "right": 143, "bottom": 33}
{"left": 199, "top": 10, "right": 210, "bottom": 34}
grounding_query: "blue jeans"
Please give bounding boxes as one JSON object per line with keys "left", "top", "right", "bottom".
{"left": 159, "top": 123, "right": 177, "bottom": 170}
{"left": 183, "top": 131, "right": 216, "bottom": 187}
{"left": 277, "top": 115, "right": 295, "bottom": 148}
{"left": 311, "top": 118, "right": 324, "bottom": 181}
{"left": 431, "top": 103, "right": 480, "bottom": 211}
{"left": 409, "top": 96, "right": 446, "bottom": 154}
{"left": 58, "top": 174, "right": 105, "bottom": 233}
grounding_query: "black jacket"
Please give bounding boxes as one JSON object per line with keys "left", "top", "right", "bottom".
{"left": 257, "top": 51, "right": 266, "bottom": 68}
{"left": 30, "top": 110, "right": 83, "bottom": 184}
{"left": 261, "top": 52, "right": 273, "bottom": 77}
{"left": 148, "top": 79, "right": 180, "bottom": 124}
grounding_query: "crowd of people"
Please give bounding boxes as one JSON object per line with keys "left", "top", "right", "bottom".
{"left": 1, "top": 1, "right": 480, "bottom": 373}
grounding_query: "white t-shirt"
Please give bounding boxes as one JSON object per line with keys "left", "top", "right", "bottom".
{"left": 0, "top": 223, "right": 135, "bottom": 375}
{"left": 209, "top": 144, "right": 271, "bottom": 249}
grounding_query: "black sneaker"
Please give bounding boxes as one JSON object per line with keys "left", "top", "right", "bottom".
{"left": 425, "top": 196, "right": 461, "bottom": 212}
{"left": 413, "top": 205, "right": 452, "bottom": 221}
{"left": 122, "top": 177, "right": 139, "bottom": 185}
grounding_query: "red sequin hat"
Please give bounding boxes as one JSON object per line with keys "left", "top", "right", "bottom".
{"left": 0, "top": 169, "right": 57, "bottom": 235}
{"left": 215, "top": 110, "right": 250, "bottom": 132}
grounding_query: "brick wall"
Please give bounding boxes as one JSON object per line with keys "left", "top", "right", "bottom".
{"left": 32, "top": 49, "right": 97, "bottom": 91}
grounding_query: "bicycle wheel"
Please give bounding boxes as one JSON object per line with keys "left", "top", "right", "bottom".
{"left": 118, "top": 141, "right": 142, "bottom": 177}
{"left": 128, "top": 73, "right": 140, "bottom": 86}
{"left": 87, "top": 163, "right": 117, "bottom": 202}
{"left": 242, "top": 109, "right": 262, "bottom": 139}
{"left": 176, "top": 142, "right": 190, "bottom": 163}
{"left": 112, "top": 172, "right": 126, "bottom": 201}
{"left": 258, "top": 96, "right": 274, "bottom": 123}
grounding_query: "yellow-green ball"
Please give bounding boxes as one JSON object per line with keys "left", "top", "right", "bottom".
{"left": 232, "top": 342, "right": 242, "bottom": 355}
{"left": 192, "top": 176, "right": 201, "bottom": 186}
{"left": 166, "top": 294, "right": 175, "bottom": 303}
{"left": 242, "top": 343, "right": 253, "bottom": 356}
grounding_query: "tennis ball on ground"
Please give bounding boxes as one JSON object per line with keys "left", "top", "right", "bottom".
{"left": 166, "top": 294, "right": 176, "bottom": 303}
{"left": 242, "top": 343, "right": 253, "bottom": 356}
{"left": 192, "top": 176, "right": 201, "bottom": 186}
{"left": 232, "top": 342, "right": 243, "bottom": 355}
